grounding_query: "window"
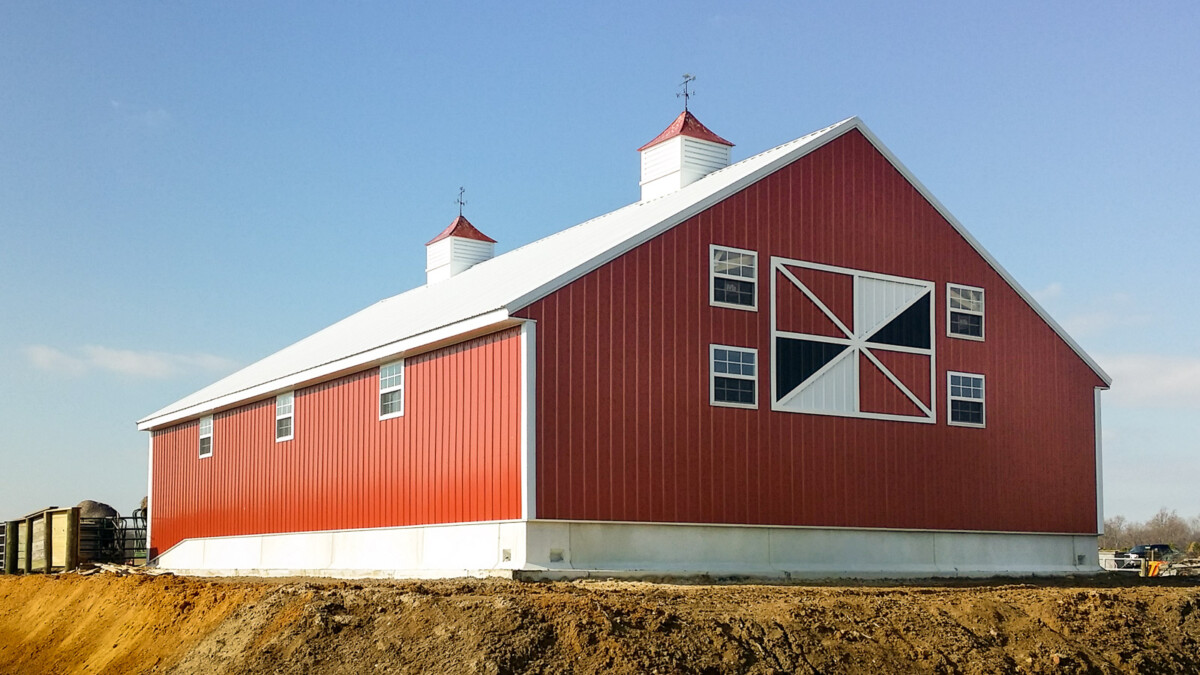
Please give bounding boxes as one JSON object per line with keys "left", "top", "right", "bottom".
{"left": 948, "top": 372, "right": 985, "bottom": 427}
{"left": 379, "top": 359, "right": 404, "bottom": 419}
{"left": 710, "top": 345, "right": 757, "bottom": 408}
{"left": 947, "top": 284, "right": 984, "bottom": 340}
{"left": 198, "top": 415, "right": 213, "bottom": 458}
{"left": 275, "top": 391, "right": 294, "bottom": 441}
{"left": 710, "top": 245, "right": 757, "bottom": 310}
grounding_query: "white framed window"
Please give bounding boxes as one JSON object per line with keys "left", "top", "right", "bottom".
{"left": 710, "top": 245, "right": 758, "bottom": 311}
{"left": 710, "top": 344, "right": 758, "bottom": 408}
{"left": 947, "top": 283, "right": 984, "bottom": 340}
{"left": 379, "top": 359, "right": 404, "bottom": 419}
{"left": 947, "top": 372, "right": 985, "bottom": 427}
{"left": 275, "top": 391, "right": 294, "bottom": 441}
{"left": 198, "top": 415, "right": 213, "bottom": 458}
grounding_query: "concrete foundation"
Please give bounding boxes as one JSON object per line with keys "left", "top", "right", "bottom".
{"left": 155, "top": 519, "right": 1100, "bottom": 580}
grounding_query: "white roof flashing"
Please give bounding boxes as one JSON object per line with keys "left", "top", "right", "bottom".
{"left": 138, "top": 116, "right": 1107, "bottom": 430}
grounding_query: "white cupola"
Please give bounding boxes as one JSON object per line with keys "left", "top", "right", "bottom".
{"left": 425, "top": 215, "right": 496, "bottom": 284}
{"left": 638, "top": 110, "right": 734, "bottom": 201}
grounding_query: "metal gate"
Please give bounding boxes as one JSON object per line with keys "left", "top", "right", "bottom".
{"left": 79, "top": 513, "right": 147, "bottom": 565}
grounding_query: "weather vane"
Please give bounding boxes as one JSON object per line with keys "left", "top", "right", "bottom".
{"left": 677, "top": 73, "right": 696, "bottom": 111}
{"left": 455, "top": 186, "right": 467, "bottom": 216}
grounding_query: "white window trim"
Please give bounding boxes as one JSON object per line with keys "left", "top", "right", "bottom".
{"left": 379, "top": 358, "right": 405, "bottom": 420}
{"left": 946, "top": 283, "right": 985, "bottom": 341}
{"left": 198, "top": 415, "right": 213, "bottom": 459}
{"left": 709, "top": 244, "right": 758, "bottom": 312}
{"left": 275, "top": 391, "right": 294, "bottom": 442}
{"left": 947, "top": 371, "right": 986, "bottom": 428}
{"left": 709, "top": 344, "right": 759, "bottom": 409}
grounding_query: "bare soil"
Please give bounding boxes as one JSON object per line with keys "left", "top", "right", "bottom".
{"left": 1, "top": 571, "right": 1198, "bottom": 674}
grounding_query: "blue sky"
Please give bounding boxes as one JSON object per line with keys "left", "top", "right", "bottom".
{"left": 1, "top": 2, "right": 1196, "bottom": 523}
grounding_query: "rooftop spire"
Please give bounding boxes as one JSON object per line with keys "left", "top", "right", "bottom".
{"left": 455, "top": 186, "right": 467, "bottom": 217}
{"left": 677, "top": 73, "right": 696, "bottom": 112}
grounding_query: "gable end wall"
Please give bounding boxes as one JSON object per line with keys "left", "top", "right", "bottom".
{"left": 514, "top": 129, "right": 1102, "bottom": 535}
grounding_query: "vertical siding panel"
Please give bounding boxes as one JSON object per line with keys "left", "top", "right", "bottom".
{"left": 637, "top": 244, "right": 653, "bottom": 521}
{"left": 439, "top": 346, "right": 449, "bottom": 523}
{"left": 592, "top": 269, "right": 605, "bottom": 521}
{"left": 683, "top": 217, "right": 698, "bottom": 523}
{"left": 545, "top": 295, "right": 559, "bottom": 518}
{"left": 443, "top": 346, "right": 453, "bottom": 523}
{"left": 477, "top": 338, "right": 488, "bottom": 523}
{"left": 452, "top": 343, "right": 462, "bottom": 523}
{"left": 503, "top": 334, "right": 512, "bottom": 520}
{"left": 611, "top": 256, "right": 627, "bottom": 520}
{"left": 597, "top": 262, "right": 613, "bottom": 521}
{"left": 566, "top": 282, "right": 584, "bottom": 520}
{"left": 497, "top": 335, "right": 508, "bottom": 518}
{"left": 494, "top": 335, "right": 503, "bottom": 519}
{"left": 418, "top": 352, "right": 430, "bottom": 525}
{"left": 492, "top": 333, "right": 501, "bottom": 516}
{"left": 491, "top": 337, "right": 500, "bottom": 521}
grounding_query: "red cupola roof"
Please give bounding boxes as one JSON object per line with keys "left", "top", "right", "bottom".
{"left": 426, "top": 215, "right": 497, "bottom": 246}
{"left": 637, "top": 110, "right": 734, "bottom": 152}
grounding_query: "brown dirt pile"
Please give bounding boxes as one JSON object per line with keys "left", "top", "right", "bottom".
{"left": 1, "top": 572, "right": 1198, "bottom": 674}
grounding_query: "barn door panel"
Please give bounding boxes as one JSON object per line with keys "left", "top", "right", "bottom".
{"left": 770, "top": 257, "right": 936, "bottom": 423}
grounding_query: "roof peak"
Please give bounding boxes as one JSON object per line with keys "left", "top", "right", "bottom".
{"left": 426, "top": 214, "right": 497, "bottom": 246}
{"left": 638, "top": 110, "right": 734, "bottom": 152}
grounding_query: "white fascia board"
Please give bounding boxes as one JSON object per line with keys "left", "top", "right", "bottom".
{"left": 507, "top": 118, "right": 861, "bottom": 313}
{"left": 137, "top": 308, "right": 513, "bottom": 431}
{"left": 850, "top": 121, "right": 1110, "bottom": 387}
{"left": 843, "top": 121, "right": 1110, "bottom": 386}
{"left": 1094, "top": 387, "right": 1104, "bottom": 535}
{"left": 519, "top": 320, "right": 537, "bottom": 521}
{"left": 146, "top": 433, "right": 154, "bottom": 556}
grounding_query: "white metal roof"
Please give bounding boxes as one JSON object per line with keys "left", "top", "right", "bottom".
{"left": 138, "top": 117, "right": 1109, "bottom": 431}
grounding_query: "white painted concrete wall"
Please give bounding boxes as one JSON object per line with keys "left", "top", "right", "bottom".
{"left": 522, "top": 521, "right": 1098, "bottom": 579}
{"left": 157, "top": 519, "right": 1100, "bottom": 580}
{"left": 157, "top": 521, "right": 528, "bottom": 579}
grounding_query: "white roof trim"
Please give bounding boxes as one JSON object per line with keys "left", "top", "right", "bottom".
{"left": 848, "top": 122, "right": 1111, "bottom": 387}
{"left": 505, "top": 119, "right": 860, "bottom": 311}
{"left": 139, "top": 115, "right": 1107, "bottom": 431}
{"left": 137, "top": 309, "right": 514, "bottom": 430}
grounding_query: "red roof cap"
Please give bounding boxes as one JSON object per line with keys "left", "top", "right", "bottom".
{"left": 637, "top": 110, "right": 734, "bottom": 152}
{"left": 426, "top": 215, "right": 497, "bottom": 246}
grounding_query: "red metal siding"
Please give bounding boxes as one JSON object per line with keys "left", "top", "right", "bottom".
{"left": 149, "top": 328, "right": 522, "bottom": 556}
{"left": 514, "top": 129, "right": 1104, "bottom": 534}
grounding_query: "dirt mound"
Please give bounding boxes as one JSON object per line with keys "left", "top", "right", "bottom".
{"left": 1, "top": 572, "right": 1198, "bottom": 674}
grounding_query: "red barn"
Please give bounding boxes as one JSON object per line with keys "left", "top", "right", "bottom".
{"left": 138, "top": 114, "right": 1110, "bottom": 578}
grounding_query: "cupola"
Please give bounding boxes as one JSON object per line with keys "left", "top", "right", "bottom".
{"left": 425, "top": 214, "right": 496, "bottom": 284}
{"left": 638, "top": 110, "right": 733, "bottom": 201}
